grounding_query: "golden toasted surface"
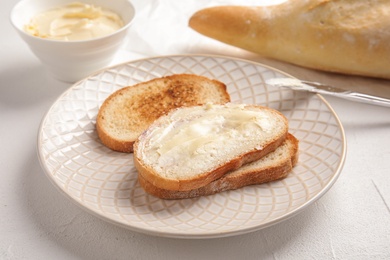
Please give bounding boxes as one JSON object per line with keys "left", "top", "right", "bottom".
{"left": 96, "top": 74, "right": 230, "bottom": 153}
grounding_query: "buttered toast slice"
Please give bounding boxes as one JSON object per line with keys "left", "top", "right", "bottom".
{"left": 96, "top": 74, "right": 230, "bottom": 153}
{"left": 134, "top": 103, "right": 288, "bottom": 191}
{"left": 139, "top": 133, "right": 298, "bottom": 199}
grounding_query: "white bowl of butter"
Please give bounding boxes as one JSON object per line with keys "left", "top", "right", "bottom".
{"left": 10, "top": 0, "right": 135, "bottom": 82}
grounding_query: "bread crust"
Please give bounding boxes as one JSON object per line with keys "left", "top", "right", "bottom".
{"left": 133, "top": 104, "right": 289, "bottom": 192}
{"left": 189, "top": 1, "right": 390, "bottom": 79}
{"left": 96, "top": 74, "right": 230, "bottom": 153}
{"left": 139, "top": 133, "right": 299, "bottom": 199}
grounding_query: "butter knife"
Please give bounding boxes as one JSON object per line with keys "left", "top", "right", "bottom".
{"left": 266, "top": 78, "right": 390, "bottom": 107}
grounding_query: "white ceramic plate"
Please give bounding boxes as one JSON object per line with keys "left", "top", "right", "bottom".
{"left": 38, "top": 54, "right": 346, "bottom": 238}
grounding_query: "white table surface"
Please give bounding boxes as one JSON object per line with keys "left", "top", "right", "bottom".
{"left": 1, "top": 1, "right": 390, "bottom": 259}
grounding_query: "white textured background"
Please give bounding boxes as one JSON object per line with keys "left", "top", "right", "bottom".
{"left": 1, "top": 0, "right": 390, "bottom": 259}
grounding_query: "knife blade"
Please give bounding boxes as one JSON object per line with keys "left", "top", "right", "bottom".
{"left": 266, "top": 78, "right": 390, "bottom": 107}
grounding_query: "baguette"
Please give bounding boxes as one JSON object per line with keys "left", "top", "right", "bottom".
{"left": 189, "top": 1, "right": 390, "bottom": 79}
{"left": 96, "top": 74, "right": 230, "bottom": 153}
{"left": 133, "top": 103, "right": 288, "bottom": 191}
{"left": 139, "top": 133, "right": 299, "bottom": 199}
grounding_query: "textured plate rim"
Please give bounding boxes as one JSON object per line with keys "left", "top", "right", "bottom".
{"left": 36, "top": 53, "right": 346, "bottom": 239}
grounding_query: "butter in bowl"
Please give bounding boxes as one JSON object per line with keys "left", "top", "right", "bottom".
{"left": 10, "top": 0, "right": 135, "bottom": 83}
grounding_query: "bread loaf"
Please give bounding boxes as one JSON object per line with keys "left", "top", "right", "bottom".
{"left": 189, "top": 1, "right": 390, "bottom": 79}
{"left": 139, "top": 133, "right": 299, "bottom": 199}
{"left": 96, "top": 74, "right": 230, "bottom": 153}
{"left": 134, "top": 103, "right": 289, "bottom": 191}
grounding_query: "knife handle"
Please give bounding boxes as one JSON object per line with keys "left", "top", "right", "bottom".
{"left": 267, "top": 78, "right": 390, "bottom": 108}
{"left": 341, "top": 91, "right": 390, "bottom": 107}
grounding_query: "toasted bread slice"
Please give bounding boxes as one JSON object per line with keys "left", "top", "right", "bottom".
{"left": 139, "top": 133, "right": 298, "bottom": 199}
{"left": 134, "top": 103, "right": 288, "bottom": 191}
{"left": 96, "top": 74, "right": 230, "bottom": 153}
